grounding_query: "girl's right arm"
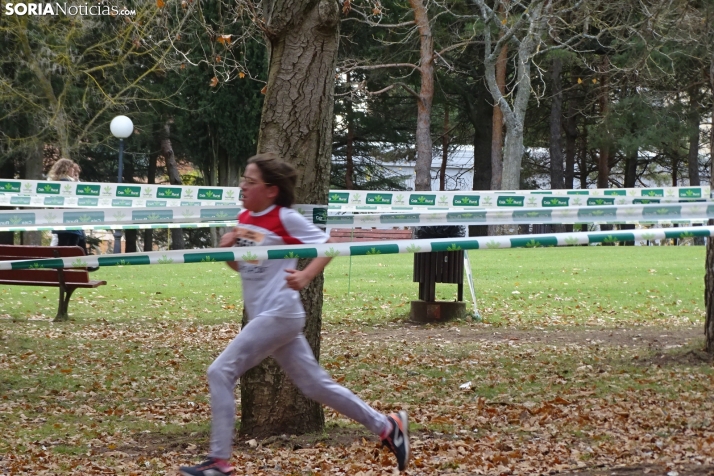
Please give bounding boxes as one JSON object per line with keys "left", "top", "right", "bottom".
{"left": 219, "top": 228, "right": 240, "bottom": 272}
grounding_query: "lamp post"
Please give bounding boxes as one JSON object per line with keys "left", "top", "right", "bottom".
{"left": 110, "top": 115, "right": 133, "bottom": 254}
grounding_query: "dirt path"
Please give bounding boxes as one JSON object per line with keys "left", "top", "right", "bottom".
{"left": 360, "top": 323, "right": 705, "bottom": 349}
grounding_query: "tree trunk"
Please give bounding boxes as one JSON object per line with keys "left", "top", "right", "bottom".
{"left": 466, "top": 55, "right": 492, "bottom": 237}
{"left": 549, "top": 57, "right": 564, "bottom": 190}
{"left": 580, "top": 119, "right": 589, "bottom": 189}
{"left": 490, "top": 41, "right": 507, "bottom": 191}
{"left": 345, "top": 73, "right": 355, "bottom": 190}
{"left": 161, "top": 118, "right": 185, "bottom": 250}
{"left": 217, "top": 143, "right": 240, "bottom": 189}
{"left": 564, "top": 93, "right": 577, "bottom": 190}
{"left": 624, "top": 149, "right": 637, "bottom": 188}
{"left": 143, "top": 153, "right": 157, "bottom": 252}
{"left": 597, "top": 60, "right": 612, "bottom": 190}
{"left": 621, "top": 149, "right": 638, "bottom": 245}
{"left": 21, "top": 137, "right": 43, "bottom": 246}
{"left": 345, "top": 121, "right": 355, "bottom": 189}
{"left": 502, "top": 124, "right": 525, "bottom": 191}
{"left": 410, "top": 0, "right": 434, "bottom": 192}
{"left": 687, "top": 85, "right": 701, "bottom": 186}
{"left": 123, "top": 152, "right": 138, "bottom": 252}
{"left": 480, "top": 0, "right": 547, "bottom": 194}
{"left": 0, "top": 158, "right": 15, "bottom": 245}
{"left": 706, "top": 234, "right": 714, "bottom": 352}
{"left": 439, "top": 105, "right": 449, "bottom": 191}
{"left": 563, "top": 89, "right": 578, "bottom": 233}
{"left": 707, "top": 51, "right": 714, "bottom": 354}
{"left": 241, "top": 0, "right": 340, "bottom": 437}
{"left": 124, "top": 230, "right": 138, "bottom": 253}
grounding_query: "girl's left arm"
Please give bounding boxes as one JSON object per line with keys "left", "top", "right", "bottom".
{"left": 284, "top": 238, "right": 335, "bottom": 291}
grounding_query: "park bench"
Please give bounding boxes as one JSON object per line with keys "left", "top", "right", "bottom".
{"left": 329, "top": 227, "right": 413, "bottom": 242}
{"left": 0, "top": 245, "right": 106, "bottom": 322}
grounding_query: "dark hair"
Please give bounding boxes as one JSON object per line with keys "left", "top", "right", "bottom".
{"left": 247, "top": 153, "right": 297, "bottom": 208}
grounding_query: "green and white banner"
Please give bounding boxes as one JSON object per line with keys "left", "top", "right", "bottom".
{"left": 327, "top": 186, "right": 711, "bottom": 207}
{"left": 0, "top": 194, "right": 243, "bottom": 209}
{"left": 1, "top": 179, "right": 709, "bottom": 207}
{"left": 1, "top": 225, "right": 710, "bottom": 270}
{"left": 0, "top": 179, "right": 241, "bottom": 202}
{"left": 328, "top": 193, "right": 705, "bottom": 211}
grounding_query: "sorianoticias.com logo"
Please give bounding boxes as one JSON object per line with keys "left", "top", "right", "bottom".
{"left": 3, "top": 2, "right": 136, "bottom": 16}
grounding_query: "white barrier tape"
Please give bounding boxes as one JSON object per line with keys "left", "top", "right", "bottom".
{"left": 1, "top": 202, "right": 711, "bottom": 232}
{"left": 2, "top": 225, "right": 710, "bottom": 270}
{"left": 0, "top": 221, "right": 238, "bottom": 232}
{"left": 328, "top": 202, "right": 714, "bottom": 227}
{"left": 0, "top": 205, "right": 326, "bottom": 229}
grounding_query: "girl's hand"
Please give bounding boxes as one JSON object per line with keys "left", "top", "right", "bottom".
{"left": 219, "top": 229, "right": 238, "bottom": 248}
{"left": 284, "top": 268, "right": 311, "bottom": 290}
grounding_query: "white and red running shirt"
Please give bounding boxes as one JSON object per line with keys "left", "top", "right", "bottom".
{"left": 234, "top": 205, "right": 328, "bottom": 319}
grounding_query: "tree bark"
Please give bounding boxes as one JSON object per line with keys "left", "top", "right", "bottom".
{"left": 707, "top": 51, "right": 714, "bottom": 354}
{"left": 564, "top": 92, "right": 578, "bottom": 189}
{"left": 579, "top": 114, "right": 589, "bottom": 189}
{"left": 345, "top": 72, "right": 355, "bottom": 190}
{"left": 241, "top": 0, "right": 340, "bottom": 437}
{"left": 465, "top": 54, "right": 492, "bottom": 237}
{"left": 0, "top": 158, "right": 15, "bottom": 245}
{"left": 549, "top": 57, "right": 564, "bottom": 190}
{"left": 122, "top": 152, "right": 138, "bottom": 252}
{"left": 490, "top": 41, "right": 507, "bottom": 191}
{"left": 706, "top": 234, "right": 714, "bottom": 352}
{"left": 624, "top": 150, "right": 638, "bottom": 189}
{"left": 687, "top": 85, "right": 701, "bottom": 186}
{"left": 597, "top": 71, "right": 611, "bottom": 190}
{"left": 143, "top": 153, "right": 157, "bottom": 252}
{"left": 439, "top": 105, "right": 449, "bottom": 191}
{"left": 21, "top": 136, "right": 43, "bottom": 246}
{"left": 410, "top": 0, "right": 435, "bottom": 192}
{"left": 160, "top": 118, "right": 185, "bottom": 250}
{"left": 621, "top": 149, "right": 638, "bottom": 245}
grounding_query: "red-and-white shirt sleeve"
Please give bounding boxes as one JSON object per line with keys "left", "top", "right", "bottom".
{"left": 278, "top": 207, "right": 328, "bottom": 245}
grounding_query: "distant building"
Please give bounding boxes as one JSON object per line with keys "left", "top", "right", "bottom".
{"left": 333, "top": 146, "right": 475, "bottom": 191}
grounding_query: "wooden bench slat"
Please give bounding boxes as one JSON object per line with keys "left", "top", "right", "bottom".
{"left": 0, "top": 244, "right": 86, "bottom": 259}
{"left": 0, "top": 279, "right": 106, "bottom": 288}
{"left": 329, "top": 228, "right": 413, "bottom": 243}
{"left": 0, "top": 269, "right": 91, "bottom": 283}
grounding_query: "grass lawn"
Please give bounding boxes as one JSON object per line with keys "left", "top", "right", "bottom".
{"left": 1, "top": 245, "right": 712, "bottom": 475}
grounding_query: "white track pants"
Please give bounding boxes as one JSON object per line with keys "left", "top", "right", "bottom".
{"left": 207, "top": 314, "right": 389, "bottom": 460}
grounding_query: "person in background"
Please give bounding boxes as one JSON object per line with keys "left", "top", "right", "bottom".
{"left": 47, "top": 158, "right": 86, "bottom": 252}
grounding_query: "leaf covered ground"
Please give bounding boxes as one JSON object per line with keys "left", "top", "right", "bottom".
{"left": 1, "top": 248, "right": 713, "bottom": 475}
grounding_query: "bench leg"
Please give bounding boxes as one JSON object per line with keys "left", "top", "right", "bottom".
{"left": 54, "top": 286, "right": 76, "bottom": 322}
